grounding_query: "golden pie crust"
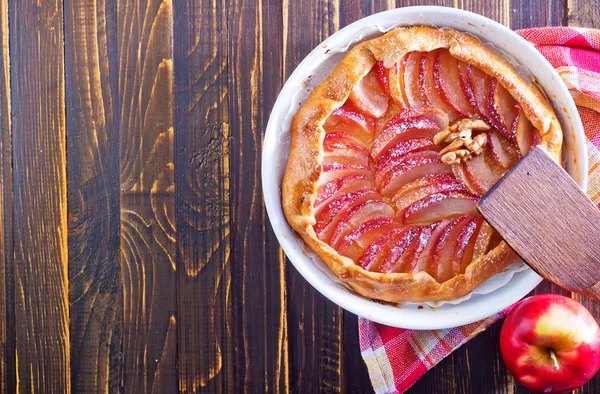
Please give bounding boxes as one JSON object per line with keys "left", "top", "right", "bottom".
{"left": 282, "top": 27, "right": 562, "bottom": 302}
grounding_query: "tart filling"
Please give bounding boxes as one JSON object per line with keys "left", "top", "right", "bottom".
{"left": 282, "top": 27, "right": 562, "bottom": 302}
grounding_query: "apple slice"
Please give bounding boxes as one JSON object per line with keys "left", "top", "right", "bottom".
{"left": 329, "top": 200, "right": 394, "bottom": 249}
{"left": 392, "top": 177, "right": 466, "bottom": 217}
{"left": 491, "top": 81, "right": 519, "bottom": 137}
{"left": 487, "top": 130, "right": 519, "bottom": 169}
{"left": 454, "top": 216, "right": 482, "bottom": 274}
{"left": 324, "top": 105, "right": 376, "bottom": 144}
{"left": 371, "top": 108, "right": 448, "bottom": 159}
{"left": 314, "top": 189, "right": 379, "bottom": 237}
{"left": 378, "top": 227, "right": 420, "bottom": 273}
{"left": 473, "top": 221, "right": 494, "bottom": 260}
{"left": 404, "top": 224, "right": 436, "bottom": 273}
{"left": 435, "top": 49, "right": 475, "bottom": 117}
{"left": 337, "top": 217, "right": 402, "bottom": 261}
{"left": 317, "top": 163, "right": 372, "bottom": 187}
{"left": 376, "top": 149, "right": 441, "bottom": 187}
{"left": 404, "top": 52, "right": 427, "bottom": 108}
{"left": 390, "top": 174, "right": 457, "bottom": 203}
{"left": 380, "top": 156, "right": 453, "bottom": 197}
{"left": 315, "top": 174, "right": 371, "bottom": 208}
{"left": 515, "top": 109, "right": 536, "bottom": 156}
{"left": 413, "top": 220, "right": 452, "bottom": 274}
{"left": 451, "top": 163, "right": 483, "bottom": 196}
{"left": 469, "top": 65, "right": 494, "bottom": 121}
{"left": 387, "top": 57, "right": 410, "bottom": 108}
{"left": 323, "top": 134, "right": 370, "bottom": 166}
{"left": 375, "top": 138, "right": 437, "bottom": 172}
{"left": 358, "top": 227, "right": 406, "bottom": 271}
{"left": 458, "top": 62, "right": 479, "bottom": 115}
{"left": 420, "top": 50, "right": 460, "bottom": 121}
{"left": 374, "top": 61, "right": 391, "bottom": 96}
{"left": 433, "top": 216, "right": 472, "bottom": 282}
{"left": 462, "top": 151, "right": 506, "bottom": 194}
{"left": 349, "top": 66, "right": 390, "bottom": 118}
{"left": 403, "top": 191, "right": 478, "bottom": 225}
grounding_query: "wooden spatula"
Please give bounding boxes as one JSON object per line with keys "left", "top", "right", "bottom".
{"left": 476, "top": 145, "right": 600, "bottom": 302}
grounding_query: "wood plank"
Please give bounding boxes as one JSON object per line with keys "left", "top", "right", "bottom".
{"left": 228, "top": 0, "right": 289, "bottom": 392}
{"left": 456, "top": 0, "right": 511, "bottom": 26}
{"left": 0, "top": 0, "right": 13, "bottom": 391}
{"left": 8, "top": 0, "right": 70, "bottom": 391}
{"left": 173, "top": 2, "right": 233, "bottom": 391}
{"left": 117, "top": 0, "right": 178, "bottom": 392}
{"left": 566, "top": 1, "right": 600, "bottom": 392}
{"left": 567, "top": 0, "right": 600, "bottom": 27}
{"left": 282, "top": 1, "right": 345, "bottom": 393}
{"left": 63, "top": 0, "right": 123, "bottom": 392}
{"left": 511, "top": 0, "right": 566, "bottom": 29}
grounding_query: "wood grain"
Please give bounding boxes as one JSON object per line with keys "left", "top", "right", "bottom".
{"left": 229, "top": 0, "right": 289, "bottom": 392}
{"left": 173, "top": 2, "right": 233, "bottom": 390}
{"left": 0, "top": 0, "right": 12, "bottom": 391}
{"left": 117, "top": 0, "right": 178, "bottom": 392}
{"left": 566, "top": 2, "right": 600, "bottom": 392}
{"left": 282, "top": 1, "right": 347, "bottom": 392}
{"left": 63, "top": 0, "right": 123, "bottom": 392}
{"left": 9, "top": 0, "right": 70, "bottom": 392}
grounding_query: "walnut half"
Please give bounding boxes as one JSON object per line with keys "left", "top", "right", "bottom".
{"left": 434, "top": 119, "right": 490, "bottom": 165}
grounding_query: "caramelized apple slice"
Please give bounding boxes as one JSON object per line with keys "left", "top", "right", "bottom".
{"left": 392, "top": 177, "right": 466, "bottom": 217}
{"left": 315, "top": 174, "right": 371, "bottom": 208}
{"left": 413, "top": 220, "right": 452, "bottom": 274}
{"left": 317, "top": 163, "right": 372, "bottom": 188}
{"left": 314, "top": 190, "right": 379, "bottom": 237}
{"left": 337, "top": 217, "right": 402, "bottom": 261}
{"left": 487, "top": 130, "right": 519, "bottom": 168}
{"left": 420, "top": 50, "right": 460, "bottom": 121}
{"left": 469, "top": 65, "right": 494, "bottom": 121}
{"left": 359, "top": 227, "right": 406, "bottom": 271}
{"left": 454, "top": 216, "right": 481, "bottom": 274}
{"left": 378, "top": 227, "right": 420, "bottom": 273}
{"left": 324, "top": 105, "right": 376, "bottom": 144}
{"left": 404, "top": 224, "right": 435, "bottom": 273}
{"left": 380, "top": 156, "right": 453, "bottom": 196}
{"left": 375, "top": 138, "right": 438, "bottom": 172}
{"left": 433, "top": 216, "right": 472, "bottom": 282}
{"left": 371, "top": 108, "right": 448, "bottom": 159}
{"left": 390, "top": 174, "right": 457, "bottom": 203}
{"left": 375, "top": 102, "right": 403, "bottom": 136}
{"left": 462, "top": 151, "right": 506, "bottom": 194}
{"left": 491, "top": 81, "right": 519, "bottom": 136}
{"left": 403, "top": 191, "right": 478, "bottom": 225}
{"left": 473, "top": 221, "right": 494, "bottom": 260}
{"left": 458, "top": 62, "right": 479, "bottom": 114}
{"left": 451, "top": 164, "right": 483, "bottom": 196}
{"left": 515, "top": 108, "right": 536, "bottom": 156}
{"left": 349, "top": 66, "right": 390, "bottom": 118}
{"left": 376, "top": 150, "right": 441, "bottom": 187}
{"left": 404, "top": 52, "right": 427, "bottom": 108}
{"left": 329, "top": 200, "right": 395, "bottom": 249}
{"left": 435, "top": 50, "right": 475, "bottom": 117}
{"left": 387, "top": 57, "right": 410, "bottom": 108}
{"left": 374, "top": 61, "right": 391, "bottom": 96}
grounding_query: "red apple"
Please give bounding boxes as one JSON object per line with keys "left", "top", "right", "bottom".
{"left": 469, "top": 65, "right": 494, "bottom": 122}
{"left": 380, "top": 156, "right": 453, "bottom": 196}
{"left": 374, "top": 60, "right": 391, "bottom": 96}
{"left": 402, "top": 191, "right": 477, "bottom": 225}
{"left": 500, "top": 294, "right": 600, "bottom": 393}
{"left": 315, "top": 174, "right": 371, "bottom": 208}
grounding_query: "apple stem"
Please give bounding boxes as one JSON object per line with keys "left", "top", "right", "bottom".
{"left": 549, "top": 349, "right": 560, "bottom": 371}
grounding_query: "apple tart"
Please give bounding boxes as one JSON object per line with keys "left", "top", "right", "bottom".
{"left": 282, "top": 27, "right": 562, "bottom": 302}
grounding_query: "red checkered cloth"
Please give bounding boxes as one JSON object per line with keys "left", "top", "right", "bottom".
{"left": 359, "top": 27, "right": 600, "bottom": 394}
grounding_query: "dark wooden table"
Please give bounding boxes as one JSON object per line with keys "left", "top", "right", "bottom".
{"left": 0, "top": 0, "right": 598, "bottom": 392}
